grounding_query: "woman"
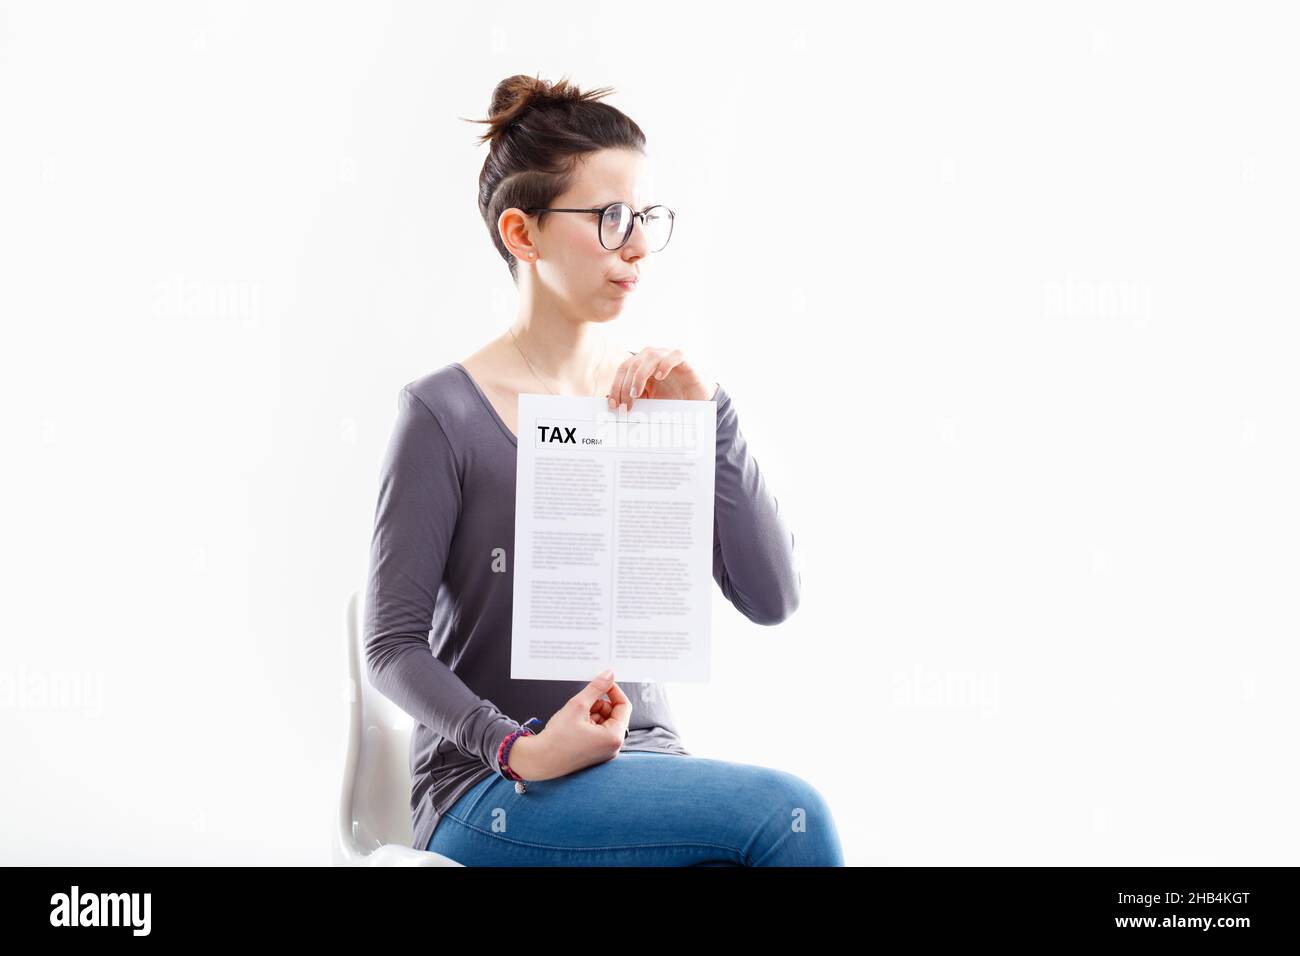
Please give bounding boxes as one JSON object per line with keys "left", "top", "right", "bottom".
{"left": 363, "top": 73, "right": 843, "bottom": 866}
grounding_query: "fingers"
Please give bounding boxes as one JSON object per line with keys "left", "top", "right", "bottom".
{"left": 581, "top": 678, "right": 630, "bottom": 729}
{"left": 653, "top": 348, "right": 684, "bottom": 389}
{"left": 608, "top": 356, "right": 636, "bottom": 412}
{"left": 604, "top": 679, "right": 632, "bottom": 727}
{"left": 608, "top": 348, "right": 678, "bottom": 412}
{"left": 627, "top": 358, "right": 654, "bottom": 402}
{"left": 574, "top": 668, "right": 617, "bottom": 708}
{"left": 605, "top": 356, "right": 625, "bottom": 411}
{"left": 581, "top": 685, "right": 628, "bottom": 747}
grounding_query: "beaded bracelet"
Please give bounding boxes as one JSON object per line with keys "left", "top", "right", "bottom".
{"left": 497, "top": 717, "right": 544, "bottom": 793}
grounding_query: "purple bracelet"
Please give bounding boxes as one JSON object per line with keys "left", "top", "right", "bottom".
{"left": 497, "top": 717, "right": 544, "bottom": 786}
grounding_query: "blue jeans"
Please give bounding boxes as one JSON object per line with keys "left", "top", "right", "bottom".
{"left": 425, "top": 750, "right": 845, "bottom": 866}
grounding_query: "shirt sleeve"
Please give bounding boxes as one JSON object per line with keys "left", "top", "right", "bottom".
{"left": 710, "top": 383, "right": 802, "bottom": 625}
{"left": 362, "top": 385, "right": 523, "bottom": 775}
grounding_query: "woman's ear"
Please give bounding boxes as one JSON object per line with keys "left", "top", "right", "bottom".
{"left": 498, "top": 207, "right": 537, "bottom": 262}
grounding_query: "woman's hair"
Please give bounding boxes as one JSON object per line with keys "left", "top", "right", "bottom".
{"left": 463, "top": 72, "right": 647, "bottom": 282}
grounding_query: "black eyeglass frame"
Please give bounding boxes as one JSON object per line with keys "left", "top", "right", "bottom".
{"left": 521, "top": 202, "right": 675, "bottom": 252}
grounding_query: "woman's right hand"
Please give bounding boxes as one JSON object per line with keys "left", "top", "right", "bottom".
{"left": 505, "top": 669, "right": 630, "bottom": 781}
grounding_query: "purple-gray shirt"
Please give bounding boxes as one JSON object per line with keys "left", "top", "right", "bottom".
{"left": 363, "top": 360, "right": 801, "bottom": 851}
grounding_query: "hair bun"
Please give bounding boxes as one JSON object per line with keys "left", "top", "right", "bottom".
{"left": 466, "top": 72, "right": 616, "bottom": 148}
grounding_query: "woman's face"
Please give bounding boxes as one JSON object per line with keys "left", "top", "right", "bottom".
{"left": 515, "top": 147, "right": 658, "bottom": 321}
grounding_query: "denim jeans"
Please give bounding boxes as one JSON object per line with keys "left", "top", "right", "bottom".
{"left": 425, "top": 750, "right": 845, "bottom": 866}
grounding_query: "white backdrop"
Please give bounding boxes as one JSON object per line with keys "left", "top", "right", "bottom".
{"left": 2, "top": 1, "right": 1296, "bottom": 865}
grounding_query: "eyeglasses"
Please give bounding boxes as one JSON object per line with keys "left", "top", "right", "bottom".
{"left": 522, "top": 201, "right": 675, "bottom": 252}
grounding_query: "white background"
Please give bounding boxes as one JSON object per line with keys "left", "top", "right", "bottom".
{"left": 2, "top": 1, "right": 1296, "bottom": 865}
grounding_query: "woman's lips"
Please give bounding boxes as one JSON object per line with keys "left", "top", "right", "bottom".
{"left": 611, "top": 279, "right": 637, "bottom": 292}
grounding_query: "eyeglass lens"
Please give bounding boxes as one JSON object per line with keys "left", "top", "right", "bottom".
{"left": 600, "top": 203, "right": 673, "bottom": 252}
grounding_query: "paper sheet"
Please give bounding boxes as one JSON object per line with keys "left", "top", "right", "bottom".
{"left": 510, "top": 392, "right": 716, "bottom": 682}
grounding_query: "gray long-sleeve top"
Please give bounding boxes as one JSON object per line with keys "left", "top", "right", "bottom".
{"left": 363, "top": 360, "right": 801, "bottom": 852}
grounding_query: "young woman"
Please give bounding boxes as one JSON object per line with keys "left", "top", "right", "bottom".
{"left": 363, "top": 73, "right": 843, "bottom": 866}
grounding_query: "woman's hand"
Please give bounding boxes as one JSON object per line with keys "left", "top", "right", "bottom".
{"left": 505, "top": 669, "right": 631, "bottom": 781}
{"left": 606, "top": 347, "right": 719, "bottom": 412}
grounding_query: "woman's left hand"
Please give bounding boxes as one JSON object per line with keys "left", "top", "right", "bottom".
{"left": 606, "top": 347, "right": 718, "bottom": 411}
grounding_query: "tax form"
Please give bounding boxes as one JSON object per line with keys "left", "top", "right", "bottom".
{"left": 510, "top": 392, "right": 716, "bottom": 683}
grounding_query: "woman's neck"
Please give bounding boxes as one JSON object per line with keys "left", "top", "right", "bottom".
{"left": 506, "top": 309, "right": 612, "bottom": 392}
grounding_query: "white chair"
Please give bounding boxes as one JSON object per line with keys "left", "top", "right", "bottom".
{"left": 334, "top": 587, "right": 464, "bottom": 866}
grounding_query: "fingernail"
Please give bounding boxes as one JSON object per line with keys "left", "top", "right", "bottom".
{"left": 630, "top": 386, "right": 638, "bottom": 398}
{"left": 619, "top": 402, "right": 627, "bottom": 413}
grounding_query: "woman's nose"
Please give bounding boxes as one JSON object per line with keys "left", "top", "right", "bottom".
{"left": 623, "top": 216, "right": 650, "bottom": 255}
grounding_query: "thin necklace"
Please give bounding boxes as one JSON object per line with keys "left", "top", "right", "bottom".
{"left": 508, "top": 326, "right": 608, "bottom": 398}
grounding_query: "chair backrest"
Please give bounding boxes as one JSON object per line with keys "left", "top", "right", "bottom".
{"left": 339, "top": 587, "right": 418, "bottom": 855}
